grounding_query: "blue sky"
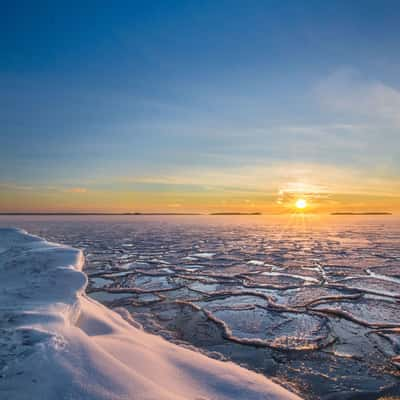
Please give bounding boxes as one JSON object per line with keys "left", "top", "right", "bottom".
{"left": 1, "top": 1, "right": 400, "bottom": 211}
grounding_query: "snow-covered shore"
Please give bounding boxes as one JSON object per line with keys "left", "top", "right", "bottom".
{"left": 0, "top": 228, "right": 302, "bottom": 400}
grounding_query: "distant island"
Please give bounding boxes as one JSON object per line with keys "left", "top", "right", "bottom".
{"left": 331, "top": 212, "right": 392, "bottom": 215}
{"left": 209, "top": 212, "right": 262, "bottom": 215}
{"left": 0, "top": 212, "right": 203, "bottom": 216}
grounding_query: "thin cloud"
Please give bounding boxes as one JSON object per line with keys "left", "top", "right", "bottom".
{"left": 315, "top": 68, "right": 400, "bottom": 126}
{"left": 277, "top": 182, "right": 330, "bottom": 205}
{"left": 64, "top": 187, "right": 88, "bottom": 193}
{"left": 0, "top": 182, "right": 33, "bottom": 191}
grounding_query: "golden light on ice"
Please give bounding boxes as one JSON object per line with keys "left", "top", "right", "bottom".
{"left": 295, "top": 198, "right": 307, "bottom": 209}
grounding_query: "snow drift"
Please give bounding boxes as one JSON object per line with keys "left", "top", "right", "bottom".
{"left": 0, "top": 228, "right": 302, "bottom": 400}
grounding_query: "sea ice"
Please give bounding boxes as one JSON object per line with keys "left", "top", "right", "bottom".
{"left": 0, "top": 228, "right": 301, "bottom": 400}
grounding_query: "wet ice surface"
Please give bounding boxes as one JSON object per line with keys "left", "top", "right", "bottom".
{"left": 1, "top": 215, "right": 400, "bottom": 399}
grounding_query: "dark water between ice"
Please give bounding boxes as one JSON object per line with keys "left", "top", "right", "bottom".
{"left": 1, "top": 215, "right": 399, "bottom": 399}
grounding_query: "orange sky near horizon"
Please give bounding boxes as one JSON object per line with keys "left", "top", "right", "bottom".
{"left": 1, "top": 185, "right": 399, "bottom": 214}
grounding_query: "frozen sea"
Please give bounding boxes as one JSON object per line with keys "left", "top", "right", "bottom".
{"left": 1, "top": 214, "right": 399, "bottom": 399}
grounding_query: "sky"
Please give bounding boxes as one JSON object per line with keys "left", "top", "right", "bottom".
{"left": 1, "top": 0, "right": 400, "bottom": 213}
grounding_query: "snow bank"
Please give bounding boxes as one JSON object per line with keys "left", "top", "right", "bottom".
{"left": 0, "top": 228, "right": 302, "bottom": 400}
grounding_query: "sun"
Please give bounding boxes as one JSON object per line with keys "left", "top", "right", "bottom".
{"left": 295, "top": 198, "right": 307, "bottom": 209}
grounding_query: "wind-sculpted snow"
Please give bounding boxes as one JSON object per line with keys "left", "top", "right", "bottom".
{"left": 1, "top": 215, "right": 400, "bottom": 399}
{"left": 0, "top": 228, "right": 302, "bottom": 400}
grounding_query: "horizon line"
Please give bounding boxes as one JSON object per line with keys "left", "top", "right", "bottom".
{"left": 0, "top": 211, "right": 394, "bottom": 216}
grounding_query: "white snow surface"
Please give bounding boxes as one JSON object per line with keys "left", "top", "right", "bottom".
{"left": 0, "top": 228, "right": 302, "bottom": 400}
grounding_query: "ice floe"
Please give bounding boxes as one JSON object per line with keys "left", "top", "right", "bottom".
{"left": 0, "top": 228, "right": 301, "bottom": 400}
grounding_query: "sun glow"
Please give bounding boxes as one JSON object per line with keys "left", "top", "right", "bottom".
{"left": 295, "top": 198, "right": 307, "bottom": 209}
